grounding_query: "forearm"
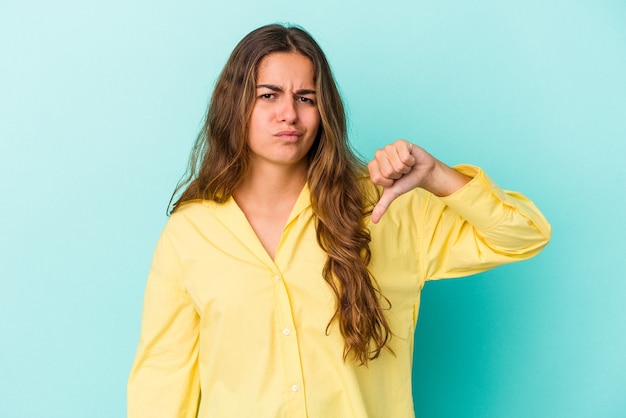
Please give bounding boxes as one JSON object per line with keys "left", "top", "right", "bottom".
{"left": 420, "top": 166, "right": 551, "bottom": 280}
{"left": 437, "top": 165, "right": 551, "bottom": 257}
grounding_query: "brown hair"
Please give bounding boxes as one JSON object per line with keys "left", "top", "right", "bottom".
{"left": 171, "top": 24, "right": 391, "bottom": 364}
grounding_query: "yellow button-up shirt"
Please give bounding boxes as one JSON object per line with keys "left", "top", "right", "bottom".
{"left": 128, "top": 166, "right": 551, "bottom": 418}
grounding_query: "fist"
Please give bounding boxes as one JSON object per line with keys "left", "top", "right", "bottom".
{"left": 367, "top": 140, "right": 437, "bottom": 223}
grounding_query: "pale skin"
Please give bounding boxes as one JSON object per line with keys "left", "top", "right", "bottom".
{"left": 367, "top": 140, "right": 472, "bottom": 223}
{"left": 234, "top": 52, "right": 471, "bottom": 259}
{"left": 233, "top": 52, "right": 320, "bottom": 259}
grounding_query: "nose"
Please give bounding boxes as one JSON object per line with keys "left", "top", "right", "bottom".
{"left": 278, "top": 97, "right": 298, "bottom": 124}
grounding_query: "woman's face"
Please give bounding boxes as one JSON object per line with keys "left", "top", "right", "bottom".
{"left": 247, "top": 52, "right": 320, "bottom": 172}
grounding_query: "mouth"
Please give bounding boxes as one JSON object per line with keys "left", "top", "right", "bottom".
{"left": 275, "top": 130, "right": 303, "bottom": 141}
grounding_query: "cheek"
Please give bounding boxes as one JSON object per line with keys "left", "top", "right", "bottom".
{"left": 306, "top": 109, "right": 321, "bottom": 130}
{"left": 247, "top": 109, "right": 268, "bottom": 136}
{"left": 249, "top": 108, "right": 263, "bottom": 127}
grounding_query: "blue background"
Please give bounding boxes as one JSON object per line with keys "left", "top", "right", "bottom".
{"left": 1, "top": 1, "right": 625, "bottom": 417}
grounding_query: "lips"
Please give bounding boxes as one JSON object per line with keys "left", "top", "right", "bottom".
{"left": 275, "top": 130, "right": 302, "bottom": 137}
{"left": 275, "top": 130, "right": 303, "bottom": 141}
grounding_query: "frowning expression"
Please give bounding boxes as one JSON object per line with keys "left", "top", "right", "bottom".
{"left": 247, "top": 52, "right": 321, "bottom": 171}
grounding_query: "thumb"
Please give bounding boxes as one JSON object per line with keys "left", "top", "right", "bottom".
{"left": 371, "top": 187, "right": 401, "bottom": 224}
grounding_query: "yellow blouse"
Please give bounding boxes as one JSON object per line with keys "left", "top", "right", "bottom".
{"left": 128, "top": 165, "right": 551, "bottom": 417}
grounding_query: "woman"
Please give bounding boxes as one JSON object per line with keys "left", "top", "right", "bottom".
{"left": 128, "top": 24, "right": 551, "bottom": 417}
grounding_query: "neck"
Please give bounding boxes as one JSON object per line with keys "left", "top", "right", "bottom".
{"left": 234, "top": 161, "right": 308, "bottom": 208}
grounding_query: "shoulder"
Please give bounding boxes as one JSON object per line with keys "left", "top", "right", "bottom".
{"left": 171, "top": 199, "right": 216, "bottom": 216}
{"left": 163, "top": 200, "right": 220, "bottom": 234}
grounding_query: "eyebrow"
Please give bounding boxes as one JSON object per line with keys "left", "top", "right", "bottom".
{"left": 256, "top": 84, "right": 316, "bottom": 95}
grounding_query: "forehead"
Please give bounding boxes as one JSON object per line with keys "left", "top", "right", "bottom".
{"left": 256, "top": 52, "right": 315, "bottom": 86}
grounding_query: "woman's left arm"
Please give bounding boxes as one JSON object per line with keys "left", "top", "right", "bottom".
{"left": 368, "top": 139, "right": 552, "bottom": 277}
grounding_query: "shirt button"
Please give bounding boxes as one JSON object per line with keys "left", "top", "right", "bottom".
{"left": 275, "top": 274, "right": 281, "bottom": 280}
{"left": 283, "top": 328, "right": 291, "bottom": 336}
{"left": 291, "top": 384, "right": 299, "bottom": 392}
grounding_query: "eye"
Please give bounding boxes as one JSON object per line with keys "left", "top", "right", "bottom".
{"left": 296, "top": 96, "right": 316, "bottom": 105}
{"left": 259, "top": 93, "right": 276, "bottom": 100}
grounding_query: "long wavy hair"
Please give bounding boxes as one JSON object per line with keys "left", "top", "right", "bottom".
{"left": 170, "top": 24, "right": 391, "bottom": 365}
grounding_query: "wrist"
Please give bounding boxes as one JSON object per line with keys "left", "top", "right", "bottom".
{"left": 422, "top": 161, "right": 472, "bottom": 197}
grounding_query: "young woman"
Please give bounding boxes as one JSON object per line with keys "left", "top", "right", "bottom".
{"left": 128, "top": 24, "right": 551, "bottom": 417}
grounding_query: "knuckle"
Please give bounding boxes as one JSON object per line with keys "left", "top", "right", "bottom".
{"left": 392, "top": 161, "right": 407, "bottom": 172}
{"left": 368, "top": 168, "right": 383, "bottom": 183}
{"left": 380, "top": 165, "right": 396, "bottom": 178}
{"left": 369, "top": 172, "right": 381, "bottom": 183}
{"left": 374, "top": 176, "right": 393, "bottom": 187}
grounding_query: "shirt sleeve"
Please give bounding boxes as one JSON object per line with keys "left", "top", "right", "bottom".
{"left": 420, "top": 165, "right": 552, "bottom": 281}
{"left": 127, "top": 224, "right": 201, "bottom": 418}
